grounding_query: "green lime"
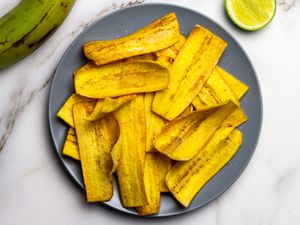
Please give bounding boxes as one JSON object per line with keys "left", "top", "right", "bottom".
{"left": 225, "top": 0, "right": 276, "bottom": 31}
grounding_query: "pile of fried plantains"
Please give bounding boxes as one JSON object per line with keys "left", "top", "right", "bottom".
{"left": 57, "top": 13, "right": 249, "bottom": 215}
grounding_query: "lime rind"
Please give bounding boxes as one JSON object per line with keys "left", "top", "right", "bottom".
{"left": 225, "top": 0, "right": 276, "bottom": 31}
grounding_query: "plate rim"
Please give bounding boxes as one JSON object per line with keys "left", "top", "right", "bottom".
{"left": 48, "top": 2, "right": 263, "bottom": 217}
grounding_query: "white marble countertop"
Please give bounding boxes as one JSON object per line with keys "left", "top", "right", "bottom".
{"left": 0, "top": 0, "right": 300, "bottom": 224}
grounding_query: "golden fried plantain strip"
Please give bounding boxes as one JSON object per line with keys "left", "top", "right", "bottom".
{"left": 124, "top": 53, "right": 156, "bottom": 62}
{"left": 74, "top": 62, "right": 97, "bottom": 76}
{"left": 125, "top": 34, "right": 186, "bottom": 68}
{"left": 109, "top": 113, "right": 123, "bottom": 174}
{"left": 75, "top": 61, "right": 169, "bottom": 99}
{"left": 87, "top": 95, "right": 136, "bottom": 121}
{"left": 155, "top": 34, "right": 187, "bottom": 67}
{"left": 156, "top": 50, "right": 175, "bottom": 62}
{"left": 136, "top": 153, "right": 161, "bottom": 216}
{"left": 179, "top": 104, "right": 194, "bottom": 118}
{"left": 62, "top": 128, "right": 80, "bottom": 160}
{"left": 221, "top": 108, "right": 247, "bottom": 128}
{"left": 154, "top": 101, "right": 237, "bottom": 161}
{"left": 217, "top": 67, "right": 249, "bottom": 99}
{"left": 192, "top": 69, "right": 238, "bottom": 110}
{"left": 155, "top": 34, "right": 186, "bottom": 60}
{"left": 152, "top": 25, "right": 227, "bottom": 120}
{"left": 106, "top": 114, "right": 121, "bottom": 173}
{"left": 192, "top": 68, "right": 240, "bottom": 110}
{"left": 154, "top": 34, "right": 186, "bottom": 72}
{"left": 105, "top": 114, "right": 120, "bottom": 147}
{"left": 193, "top": 86, "right": 218, "bottom": 110}
{"left": 144, "top": 93, "right": 168, "bottom": 152}
{"left": 57, "top": 94, "right": 95, "bottom": 127}
{"left": 62, "top": 115, "right": 119, "bottom": 163}
{"left": 166, "top": 128, "right": 242, "bottom": 207}
{"left": 113, "top": 95, "right": 148, "bottom": 207}
{"left": 155, "top": 153, "right": 172, "bottom": 192}
{"left": 192, "top": 67, "right": 249, "bottom": 110}
{"left": 84, "top": 13, "right": 180, "bottom": 65}
{"left": 110, "top": 137, "right": 122, "bottom": 174}
{"left": 169, "top": 34, "right": 186, "bottom": 56}
{"left": 73, "top": 102, "right": 113, "bottom": 202}
{"left": 156, "top": 55, "right": 172, "bottom": 68}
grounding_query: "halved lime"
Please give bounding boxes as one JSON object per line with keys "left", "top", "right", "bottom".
{"left": 225, "top": 0, "right": 276, "bottom": 31}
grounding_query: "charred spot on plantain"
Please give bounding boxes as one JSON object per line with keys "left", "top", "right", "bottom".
{"left": 171, "top": 136, "right": 183, "bottom": 148}
{"left": 169, "top": 94, "right": 175, "bottom": 100}
{"left": 67, "top": 139, "right": 77, "bottom": 144}
{"left": 68, "top": 132, "right": 76, "bottom": 137}
{"left": 217, "top": 135, "right": 232, "bottom": 149}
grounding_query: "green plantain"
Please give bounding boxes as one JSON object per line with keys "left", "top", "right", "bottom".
{"left": 0, "top": 0, "right": 75, "bottom": 69}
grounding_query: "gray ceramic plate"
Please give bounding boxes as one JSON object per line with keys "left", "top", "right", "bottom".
{"left": 48, "top": 3, "right": 262, "bottom": 217}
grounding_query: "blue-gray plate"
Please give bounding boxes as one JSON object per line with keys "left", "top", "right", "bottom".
{"left": 48, "top": 3, "right": 262, "bottom": 217}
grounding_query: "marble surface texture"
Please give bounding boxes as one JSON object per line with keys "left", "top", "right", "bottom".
{"left": 0, "top": 0, "right": 300, "bottom": 224}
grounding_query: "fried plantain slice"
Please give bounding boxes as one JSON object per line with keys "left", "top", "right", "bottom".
{"left": 154, "top": 101, "right": 237, "bottom": 161}
{"left": 136, "top": 153, "right": 161, "bottom": 216}
{"left": 74, "top": 62, "right": 97, "bottom": 76}
{"left": 153, "top": 25, "right": 227, "bottom": 120}
{"left": 178, "top": 104, "right": 194, "bottom": 118}
{"left": 83, "top": 13, "right": 180, "bottom": 65}
{"left": 62, "top": 127, "right": 80, "bottom": 160}
{"left": 73, "top": 102, "right": 114, "bottom": 202}
{"left": 155, "top": 153, "right": 172, "bottom": 192}
{"left": 124, "top": 53, "right": 156, "bottom": 62}
{"left": 155, "top": 34, "right": 186, "bottom": 61}
{"left": 192, "top": 67, "right": 247, "bottom": 110}
{"left": 87, "top": 95, "right": 136, "bottom": 121}
{"left": 217, "top": 67, "right": 249, "bottom": 99}
{"left": 57, "top": 94, "right": 95, "bottom": 127}
{"left": 75, "top": 61, "right": 169, "bottom": 99}
{"left": 144, "top": 93, "right": 168, "bottom": 152}
{"left": 166, "top": 128, "right": 242, "bottom": 207}
{"left": 113, "top": 95, "right": 148, "bottom": 207}
{"left": 192, "top": 68, "right": 239, "bottom": 110}
{"left": 62, "top": 114, "right": 119, "bottom": 162}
